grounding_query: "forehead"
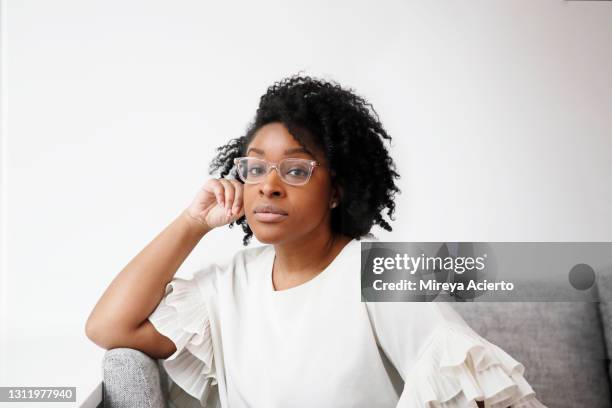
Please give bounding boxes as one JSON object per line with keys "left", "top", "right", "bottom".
{"left": 246, "top": 123, "right": 321, "bottom": 160}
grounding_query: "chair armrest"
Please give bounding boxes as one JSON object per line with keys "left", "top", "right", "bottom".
{"left": 102, "top": 348, "right": 168, "bottom": 408}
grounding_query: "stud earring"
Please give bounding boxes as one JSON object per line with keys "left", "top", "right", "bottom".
{"left": 331, "top": 201, "right": 338, "bottom": 208}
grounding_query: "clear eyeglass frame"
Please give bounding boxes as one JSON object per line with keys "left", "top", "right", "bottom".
{"left": 233, "top": 156, "right": 320, "bottom": 186}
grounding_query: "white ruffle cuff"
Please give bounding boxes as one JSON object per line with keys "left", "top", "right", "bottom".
{"left": 399, "top": 322, "right": 548, "bottom": 408}
{"left": 148, "top": 277, "right": 217, "bottom": 406}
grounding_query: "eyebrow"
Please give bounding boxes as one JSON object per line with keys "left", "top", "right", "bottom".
{"left": 246, "top": 147, "right": 315, "bottom": 158}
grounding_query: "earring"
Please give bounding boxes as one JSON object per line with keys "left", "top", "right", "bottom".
{"left": 331, "top": 201, "right": 338, "bottom": 208}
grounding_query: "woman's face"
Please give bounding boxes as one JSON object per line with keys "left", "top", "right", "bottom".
{"left": 242, "top": 122, "right": 338, "bottom": 245}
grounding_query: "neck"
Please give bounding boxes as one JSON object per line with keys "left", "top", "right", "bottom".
{"left": 273, "top": 232, "right": 352, "bottom": 278}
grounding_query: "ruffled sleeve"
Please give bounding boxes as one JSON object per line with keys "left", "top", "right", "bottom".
{"left": 147, "top": 265, "right": 220, "bottom": 407}
{"left": 365, "top": 301, "right": 548, "bottom": 408}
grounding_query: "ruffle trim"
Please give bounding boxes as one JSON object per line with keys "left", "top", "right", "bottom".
{"left": 401, "top": 322, "right": 548, "bottom": 408}
{"left": 148, "top": 277, "right": 217, "bottom": 405}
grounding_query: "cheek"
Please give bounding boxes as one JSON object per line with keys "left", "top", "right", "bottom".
{"left": 289, "top": 190, "right": 329, "bottom": 219}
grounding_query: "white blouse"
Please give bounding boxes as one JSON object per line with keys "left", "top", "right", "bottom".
{"left": 147, "top": 238, "right": 547, "bottom": 408}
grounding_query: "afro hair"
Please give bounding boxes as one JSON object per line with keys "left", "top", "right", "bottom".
{"left": 208, "top": 74, "right": 401, "bottom": 246}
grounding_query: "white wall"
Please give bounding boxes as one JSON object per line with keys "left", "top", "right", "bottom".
{"left": 1, "top": 0, "right": 611, "bottom": 404}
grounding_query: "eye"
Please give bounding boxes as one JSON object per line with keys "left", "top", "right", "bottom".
{"left": 248, "top": 164, "right": 266, "bottom": 175}
{"left": 288, "top": 167, "right": 307, "bottom": 176}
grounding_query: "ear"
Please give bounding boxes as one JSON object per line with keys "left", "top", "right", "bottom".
{"left": 329, "top": 170, "right": 343, "bottom": 207}
{"left": 332, "top": 184, "right": 344, "bottom": 205}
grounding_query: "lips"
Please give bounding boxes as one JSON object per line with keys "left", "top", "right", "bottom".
{"left": 253, "top": 203, "right": 288, "bottom": 223}
{"left": 253, "top": 204, "right": 288, "bottom": 215}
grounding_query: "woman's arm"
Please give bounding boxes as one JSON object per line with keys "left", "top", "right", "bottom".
{"left": 85, "top": 209, "right": 211, "bottom": 358}
{"left": 85, "top": 178, "right": 244, "bottom": 359}
{"left": 365, "top": 301, "right": 544, "bottom": 408}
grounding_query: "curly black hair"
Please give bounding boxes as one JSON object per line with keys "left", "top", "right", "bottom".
{"left": 208, "top": 74, "right": 401, "bottom": 246}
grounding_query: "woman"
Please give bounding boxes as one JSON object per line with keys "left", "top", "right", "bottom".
{"left": 85, "top": 75, "right": 547, "bottom": 407}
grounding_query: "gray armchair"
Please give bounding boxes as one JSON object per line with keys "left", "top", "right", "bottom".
{"left": 102, "top": 347, "right": 206, "bottom": 408}
{"left": 102, "top": 348, "right": 169, "bottom": 408}
{"left": 102, "top": 271, "right": 612, "bottom": 408}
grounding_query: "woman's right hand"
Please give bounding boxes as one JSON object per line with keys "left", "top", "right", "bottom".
{"left": 185, "top": 178, "right": 245, "bottom": 229}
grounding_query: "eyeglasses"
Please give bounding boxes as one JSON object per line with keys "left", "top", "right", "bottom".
{"left": 233, "top": 157, "right": 320, "bottom": 186}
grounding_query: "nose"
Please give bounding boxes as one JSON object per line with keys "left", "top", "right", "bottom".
{"left": 259, "top": 166, "right": 285, "bottom": 198}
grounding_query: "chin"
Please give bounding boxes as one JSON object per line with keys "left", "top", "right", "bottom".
{"left": 251, "top": 226, "right": 290, "bottom": 245}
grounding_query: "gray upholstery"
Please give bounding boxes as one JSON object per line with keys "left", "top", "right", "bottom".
{"left": 453, "top": 301, "right": 609, "bottom": 407}
{"left": 102, "top": 269, "right": 612, "bottom": 407}
{"left": 103, "top": 348, "right": 168, "bottom": 408}
{"left": 595, "top": 266, "right": 612, "bottom": 384}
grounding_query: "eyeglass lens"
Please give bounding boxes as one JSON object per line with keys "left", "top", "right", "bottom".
{"left": 238, "top": 158, "right": 312, "bottom": 185}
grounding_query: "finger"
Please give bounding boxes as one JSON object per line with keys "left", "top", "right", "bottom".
{"left": 236, "top": 201, "right": 246, "bottom": 218}
{"left": 205, "top": 179, "right": 225, "bottom": 208}
{"left": 228, "top": 179, "right": 243, "bottom": 216}
{"left": 218, "top": 179, "right": 235, "bottom": 214}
